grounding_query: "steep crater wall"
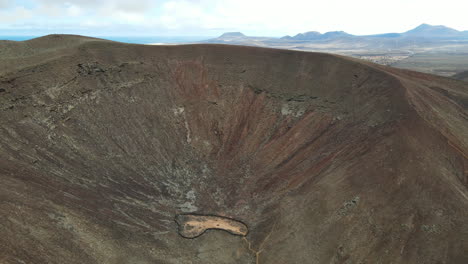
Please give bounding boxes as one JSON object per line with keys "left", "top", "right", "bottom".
{"left": 0, "top": 39, "right": 467, "bottom": 264}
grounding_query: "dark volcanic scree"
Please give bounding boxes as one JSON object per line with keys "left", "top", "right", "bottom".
{"left": 0, "top": 35, "right": 467, "bottom": 264}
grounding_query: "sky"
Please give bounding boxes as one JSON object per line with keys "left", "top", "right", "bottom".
{"left": 1, "top": 0, "right": 468, "bottom": 37}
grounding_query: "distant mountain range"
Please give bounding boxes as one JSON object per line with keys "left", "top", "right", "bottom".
{"left": 205, "top": 24, "right": 468, "bottom": 87}
{"left": 212, "top": 24, "right": 468, "bottom": 42}
{"left": 200, "top": 24, "right": 468, "bottom": 78}
{"left": 282, "top": 24, "right": 468, "bottom": 41}
{"left": 281, "top": 31, "right": 352, "bottom": 41}
{"left": 203, "top": 24, "right": 468, "bottom": 51}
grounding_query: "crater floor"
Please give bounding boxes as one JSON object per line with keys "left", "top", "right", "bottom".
{"left": 175, "top": 214, "right": 248, "bottom": 238}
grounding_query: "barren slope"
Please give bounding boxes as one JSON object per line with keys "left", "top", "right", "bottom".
{"left": 0, "top": 35, "right": 467, "bottom": 264}
{"left": 453, "top": 70, "right": 468, "bottom": 82}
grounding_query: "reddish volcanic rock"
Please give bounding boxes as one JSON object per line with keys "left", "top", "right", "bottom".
{"left": 0, "top": 35, "right": 467, "bottom": 264}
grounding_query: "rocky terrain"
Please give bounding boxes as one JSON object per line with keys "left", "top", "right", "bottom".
{"left": 0, "top": 35, "right": 467, "bottom": 264}
{"left": 453, "top": 70, "right": 468, "bottom": 82}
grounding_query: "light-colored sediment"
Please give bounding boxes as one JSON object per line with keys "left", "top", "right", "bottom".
{"left": 175, "top": 214, "right": 248, "bottom": 238}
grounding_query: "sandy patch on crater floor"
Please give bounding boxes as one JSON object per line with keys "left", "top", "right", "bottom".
{"left": 175, "top": 214, "right": 248, "bottom": 238}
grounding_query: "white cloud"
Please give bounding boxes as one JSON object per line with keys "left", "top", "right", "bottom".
{"left": 0, "top": 6, "right": 32, "bottom": 23}
{"left": 2, "top": 0, "right": 468, "bottom": 36}
{"left": 153, "top": 0, "right": 468, "bottom": 35}
{"left": 0, "top": 0, "right": 11, "bottom": 8}
{"left": 66, "top": 5, "right": 83, "bottom": 16}
{"left": 36, "top": 0, "right": 154, "bottom": 13}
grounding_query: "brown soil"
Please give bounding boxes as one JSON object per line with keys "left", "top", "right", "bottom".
{"left": 0, "top": 35, "right": 467, "bottom": 264}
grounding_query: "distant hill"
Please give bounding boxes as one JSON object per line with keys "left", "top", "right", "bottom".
{"left": 403, "top": 23, "right": 465, "bottom": 38}
{"left": 281, "top": 31, "right": 321, "bottom": 40}
{"left": 209, "top": 24, "right": 468, "bottom": 45}
{"left": 203, "top": 32, "right": 272, "bottom": 45}
{"left": 218, "top": 32, "right": 246, "bottom": 38}
{"left": 279, "top": 24, "right": 468, "bottom": 41}
{"left": 322, "top": 31, "right": 353, "bottom": 38}
{"left": 201, "top": 24, "right": 468, "bottom": 67}
{"left": 281, "top": 31, "right": 353, "bottom": 41}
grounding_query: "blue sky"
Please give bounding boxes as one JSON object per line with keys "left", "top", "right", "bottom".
{"left": 1, "top": 0, "right": 468, "bottom": 37}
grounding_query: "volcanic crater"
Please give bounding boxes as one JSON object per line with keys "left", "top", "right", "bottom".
{"left": 0, "top": 35, "right": 467, "bottom": 264}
